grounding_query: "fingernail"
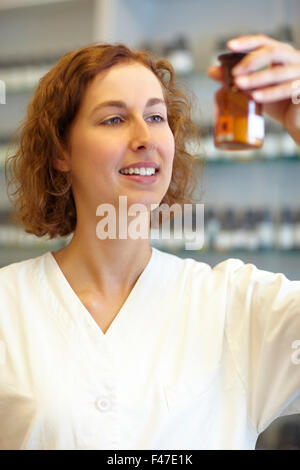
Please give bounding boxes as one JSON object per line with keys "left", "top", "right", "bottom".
{"left": 235, "top": 76, "right": 248, "bottom": 85}
{"left": 228, "top": 39, "right": 239, "bottom": 48}
{"left": 232, "top": 65, "right": 242, "bottom": 75}
{"left": 252, "top": 91, "right": 263, "bottom": 100}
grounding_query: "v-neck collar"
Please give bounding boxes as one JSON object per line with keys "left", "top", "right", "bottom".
{"left": 43, "top": 246, "right": 158, "bottom": 340}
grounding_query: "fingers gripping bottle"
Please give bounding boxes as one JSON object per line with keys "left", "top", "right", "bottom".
{"left": 214, "top": 52, "right": 265, "bottom": 150}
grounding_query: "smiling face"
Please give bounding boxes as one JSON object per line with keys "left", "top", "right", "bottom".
{"left": 60, "top": 61, "right": 175, "bottom": 220}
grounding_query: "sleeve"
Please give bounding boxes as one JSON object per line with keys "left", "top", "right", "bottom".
{"left": 224, "top": 260, "right": 300, "bottom": 434}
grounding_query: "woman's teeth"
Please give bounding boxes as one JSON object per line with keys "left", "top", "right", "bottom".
{"left": 120, "top": 167, "right": 156, "bottom": 176}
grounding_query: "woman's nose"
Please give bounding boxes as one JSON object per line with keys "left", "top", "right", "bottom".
{"left": 129, "top": 116, "right": 156, "bottom": 151}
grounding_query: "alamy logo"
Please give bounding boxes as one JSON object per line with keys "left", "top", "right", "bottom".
{"left": 0, "top": 80, "right": 6, "bottom": 104}
{"left": 291, "top": 340, "right": 300, "bottom": 365}
{"left": 95, "top": 196, "right": 205, "bottom": 250}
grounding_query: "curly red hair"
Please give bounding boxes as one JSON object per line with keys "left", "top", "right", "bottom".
{"left": 5, "top": 42, "right": 204, "bottom": 239}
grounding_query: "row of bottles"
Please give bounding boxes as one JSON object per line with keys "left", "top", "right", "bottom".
{"left": 150, "top": 207, "right": 300, "bottom": 253}
{"left": 0, "top": 55, "right": 60, "bottom": 92}
{"left": 204, "top": 207, "right": 300, "bottom": 252}
{"left": 1, "top": 132, "right": 299, "bottom": 170}
{"left": 0, "top": 212, "right": 67, "bottom": 248}
{"left": 141, "top": 26, "right": 293, "bottom": 76}
{"left": 0, "top": 207, "right": 300, "bottom": 252}
{"left": 140, "top": 35, "right": 194, "bottom": 75}
{"left": 0, "top": 37, "right": 196, "bottom": 92}
{"left": 195, "top": 131, "right": 300, "bottom": 161}
{"left": 0, "top": 25, "right": 294, "bottom": 92}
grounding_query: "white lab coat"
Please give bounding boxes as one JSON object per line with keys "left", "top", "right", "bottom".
{"left": 0, "top": 247, "right": 299, "bottom": 449}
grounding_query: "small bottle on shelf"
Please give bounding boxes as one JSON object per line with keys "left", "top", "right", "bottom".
{"left": 204, "top": 208, "right": 221, "bottom": 250}
{"left": 214, "top": 52, "right": 265, "bottom": 151}
{"left": 223, "top": 208, "right": 236, "bottom": 251}
{"left": 276, "top": 208, "right": 294, "bottom": 250}
{"left": 163, "top": 36, "right": 194, "bottom": 75}
{"left": 243, "top": 209, "right": 259, "bottom": 251}
{"left": 256, "top": 208, "right": 274, "bottom": 250}
{"left": 293, "top": 209, "right": 300, "bottom": 250}
{"left": 214, "top": 208, "right": 234, "bottom": 252}
{"left": 232, "top": 209, "right": 247, "bottom": 250}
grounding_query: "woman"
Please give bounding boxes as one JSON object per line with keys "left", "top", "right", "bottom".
{"left": 1, "top": 34, "right": 300, "bottom": 450}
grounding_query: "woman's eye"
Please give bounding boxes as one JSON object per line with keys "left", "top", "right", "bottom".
{"left": 100, "top": 114, "right": 165, "bottom": 125}
{"left": 149, "top": 114, "right": 165, "bottom": 123}
{"left": 102, "top": 116, "right": 123, "bottom": 125}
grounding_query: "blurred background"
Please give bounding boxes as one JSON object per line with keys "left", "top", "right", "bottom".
{"left": 0, "top": 0, "right": 300, "bottom": 450}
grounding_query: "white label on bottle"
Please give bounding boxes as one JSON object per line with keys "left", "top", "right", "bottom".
{"left": 248, "top": 114, "right": 265, "bottom": 140}
{"left": 216, "top": 133, "right": 234, "bottom": 142}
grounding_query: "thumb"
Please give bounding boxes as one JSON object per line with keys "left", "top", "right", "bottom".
{"left": 206, "top": 65, "right": 224, "bottom": 83}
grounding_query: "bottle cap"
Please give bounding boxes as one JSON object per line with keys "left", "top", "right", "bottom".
{"left": 217, "top": 52, "right": 248, "bottom": 64}
{"left": 217, "top": 52, "right": 248, "bottom": 85}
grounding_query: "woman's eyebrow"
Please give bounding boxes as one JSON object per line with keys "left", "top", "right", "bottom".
{"left": 90, "top": 97, "right": 166, "bottom": 116}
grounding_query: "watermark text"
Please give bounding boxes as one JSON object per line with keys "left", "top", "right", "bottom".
{"left": 95, "top": 196, "right": 204, "bottom": 250}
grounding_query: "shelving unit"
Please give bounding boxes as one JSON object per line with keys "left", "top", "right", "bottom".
{"left": 0, "top": 0, "right": 300, "bottom": 280}
{"left": 0, "top": 0, "right": 75, "bottom": 9}
{"left": 0, "top": 3, "right": 299, "bottom": 263}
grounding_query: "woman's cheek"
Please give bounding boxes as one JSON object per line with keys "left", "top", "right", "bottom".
{"left": 167, "top": 128, "right": 175, "bottom": 155}
{"left": 90, "top": 141, "right": 120, "bottom": 168}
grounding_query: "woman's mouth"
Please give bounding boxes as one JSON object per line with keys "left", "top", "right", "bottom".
{"left": 118, "top": 167, "right": 159, "bottom": 184}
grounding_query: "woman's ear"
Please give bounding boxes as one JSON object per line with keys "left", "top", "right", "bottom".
{"left": 53, "top": 153, "right": 71, "bottom": 172}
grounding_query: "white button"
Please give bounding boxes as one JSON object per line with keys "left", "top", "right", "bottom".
{"left": 96, "top": 397, "right": 111, "bottom": 411}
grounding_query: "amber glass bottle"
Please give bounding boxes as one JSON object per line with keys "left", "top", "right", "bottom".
{"left": 214, "top": 52, "right": 265, "bottom": 150}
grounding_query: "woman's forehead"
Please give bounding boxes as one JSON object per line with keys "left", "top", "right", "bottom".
{"left": 82, "top": 63, "right": 165, "bottom": 109}
{"left": 90, "top": 62, "right": 162, "bottom": 94}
